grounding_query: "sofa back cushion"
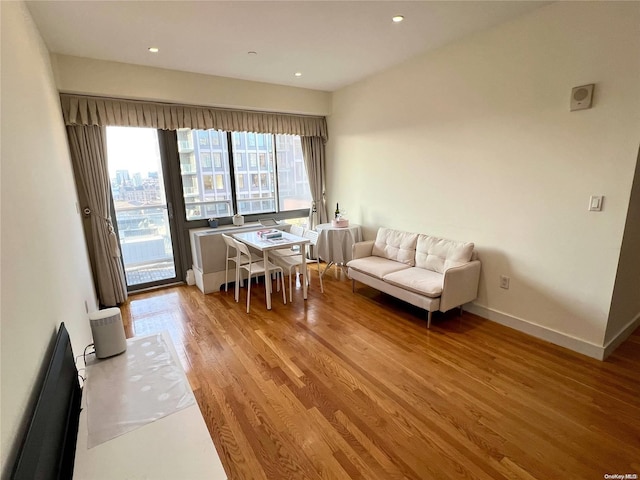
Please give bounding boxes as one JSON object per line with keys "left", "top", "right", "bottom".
{"left": 415, "top": 235, "right": 474, "bottom": 273}
{"left": 372, "top": 228, "right": 418, "bottom": 266}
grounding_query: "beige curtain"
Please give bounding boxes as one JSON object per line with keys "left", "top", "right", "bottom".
{"left": 60, "top": 94, "right": 328, "bottom": 140}
{"left": 301, "top": 136, "right": 328, "bottom": 229}
{"left": 67, "top": 125, "right": 127, "bottom": 306}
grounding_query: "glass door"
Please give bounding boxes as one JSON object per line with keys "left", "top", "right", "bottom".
{"left": 105, "top": 127, "right": 180, "bottom": 290}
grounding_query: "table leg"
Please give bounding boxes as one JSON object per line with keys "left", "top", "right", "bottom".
{"left": 301, "top": 243, "right": 308, "bottom": 300}
{"left": 320, "top": 261, "right": 334, "bottom": 279}
{"left": 264, "top": 251, "right": 272, "bottom": 310}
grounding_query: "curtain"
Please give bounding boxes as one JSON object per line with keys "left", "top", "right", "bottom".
{"left": 301, "top": 136, "right": 328, "bottom": 229}
{"left": 60, "top": 94, "right": 328, "bottom": 141}
{"left": 67, "top": 125, "right": 127, "bottom": 306}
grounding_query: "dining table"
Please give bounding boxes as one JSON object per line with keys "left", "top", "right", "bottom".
{"left": 233, "top": 230, "right": 310, "bottom": 310}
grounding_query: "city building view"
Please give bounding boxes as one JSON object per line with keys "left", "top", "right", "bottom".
{"left": 177, "top": 129, "right": 311, "bottom": 221}
{"left": 106, "top": 127, "right": 312, "bottom": 288}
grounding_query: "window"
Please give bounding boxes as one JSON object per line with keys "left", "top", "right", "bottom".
{"left": 203, "top": 175, "right": 214, "bottom": 191}
{"left": 275, "top": 135, "right": 311, "bottom": 211}
{"left": 200, "top": 152, "right": 212, "bottom": 169}
{"left": 180, "top": 152, "right": 195, "bottom": 174}
{"left": 178, "top": 129, "right": 311, "bottom": 220}
{"left": 198, "top": 131, "right": 210, "bottom": 147}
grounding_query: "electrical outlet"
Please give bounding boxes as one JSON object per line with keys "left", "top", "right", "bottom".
{"left": 500, "top": 275, "right": 510, "bottom": 290}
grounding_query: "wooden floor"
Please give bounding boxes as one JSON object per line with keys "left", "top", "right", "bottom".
{"left": 121, "top": 265, "right": 640, "bottom": 480}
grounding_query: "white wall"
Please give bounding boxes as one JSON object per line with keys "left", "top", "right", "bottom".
{"left": 605, "top": 149, "right": 640, "bottom": 346}
{"left": 51, "top": 54, "right": 331, "bottom": 116}
{"left": 0, "top": 2, "right": 97, "bottom": 474}
{"left": 327, "top": 2, "right": 640, "bottom": 355}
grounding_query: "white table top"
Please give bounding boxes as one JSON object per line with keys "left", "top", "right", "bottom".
{"left": 233, "top": 230, "right": 310, "bottom": 251}
{"left": 316, "top": 222, "right": 361, "bottom": 231}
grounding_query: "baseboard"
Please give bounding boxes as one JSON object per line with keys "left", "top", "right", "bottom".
{"left": 464, "top": 303, "right": 606, "bottom": 360}
{"left": 602, "top": 312, "right": 640, "bottom": 360}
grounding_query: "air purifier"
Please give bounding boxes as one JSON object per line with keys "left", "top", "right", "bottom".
{"left": 89, "top": 307, "right": 127, "bottom": 358}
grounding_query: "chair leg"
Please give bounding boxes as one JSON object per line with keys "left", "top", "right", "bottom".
{"left": 225, "top": 260, "right": 228, "bottom": 292}
{"left": 427, "top": 311, "right": 432, "bottom": 329}
{"left": 246, "top": 272, "right": 251, "bottom": 313}
{"left": 281, "top": 270, "right": 287, "bottom": 305}
{"left": 317, "top": 260, "right": 324, "bottom": 293}
{"left": 289, "top": 271, "right": 293, "bottom": 303}
{"left": 234, "top": 265, "right": 240, "bottom": 302}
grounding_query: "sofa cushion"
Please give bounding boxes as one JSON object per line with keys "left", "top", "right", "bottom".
{"left": 383, "top": 267, "right": 443, "bottom": 298}
{"left": 347, "top": 256, "right": 411, "bottom": 280}
{"left": 371, "top": 228, "right": 418, "bottom": 266}
{"left": 415, "top": 235, "right": 474, "bottom": 273}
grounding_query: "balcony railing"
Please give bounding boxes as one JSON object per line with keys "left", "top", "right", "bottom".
{"left": 178, "top": 140, "right": 194, "bottom": 151}
{"left": 113, "top": 206, "right": 176, "bottom": 285}
{"left": 184, "top": 199, "right": 233, "bottom": 221}
{"left": 183, "top": 187, "right": 200, "bottom": 195}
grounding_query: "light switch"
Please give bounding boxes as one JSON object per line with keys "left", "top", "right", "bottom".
{"left": 589, "top": 195, "right": 603, "bottom": 211}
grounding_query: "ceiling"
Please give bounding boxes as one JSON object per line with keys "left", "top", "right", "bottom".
{"left": 26, "top": 1, "right": 550, "bottom": 92}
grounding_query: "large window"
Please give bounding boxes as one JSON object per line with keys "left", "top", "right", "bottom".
{"left": 177, "top": 129, "right": 311, "bottom": 221}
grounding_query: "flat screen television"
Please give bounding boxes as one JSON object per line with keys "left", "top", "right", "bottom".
{"left": 11, "top": 322, "right": 81, "bottom": 480}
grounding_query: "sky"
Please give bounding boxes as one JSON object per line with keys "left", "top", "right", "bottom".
{"left": 105, "top": 126, "right": 161, "bottom": 179}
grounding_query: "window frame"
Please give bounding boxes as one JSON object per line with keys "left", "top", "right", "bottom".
{"left": 172, "top": 130, "right": 310, "bottom": 227}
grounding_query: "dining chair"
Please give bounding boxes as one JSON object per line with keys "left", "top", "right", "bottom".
{"left": 233, "top": 238, "right": 287, "bottom": 313}
{"left": 221, "top": 233, "right": 260, "bottom": 294}
{"left": 272, "top": 229, "right": 323, "bottom": 302}
{"left": 303, "top": 229, "right": 324, "bottom": 294}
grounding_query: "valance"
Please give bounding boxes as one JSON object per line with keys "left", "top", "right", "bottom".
{"left": 59, "top": 94, "right": 328, "bottom": 141}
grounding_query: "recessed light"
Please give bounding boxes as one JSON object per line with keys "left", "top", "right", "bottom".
{"left": 248, "top": 51, "right": 257, "bottom": 55}
{"left": 392, "top": 15, "right": 404, "bottom": 23}
{"left": 294, "top": 72, "right": 302, "bottom": 77}
{"left": 148, "top": 47, "right": 159, "bottom": 53}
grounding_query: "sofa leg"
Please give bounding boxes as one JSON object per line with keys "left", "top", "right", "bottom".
{"left": 352, "top": 279, "right": 356, "bottom": 293}
{"left": 459, "top": 305, "right": 463, "bottom": 316}
{"left": 427, "top": 311, "right": 432, "bottom": 329}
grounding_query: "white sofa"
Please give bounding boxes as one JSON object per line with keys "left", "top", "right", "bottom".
{"left": 347, "top": 228, "right": 481, "bottom": 327}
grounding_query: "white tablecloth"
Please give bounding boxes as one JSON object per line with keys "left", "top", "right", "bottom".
{"left": 316, "top": 223, "right": 362, "bottom": 264}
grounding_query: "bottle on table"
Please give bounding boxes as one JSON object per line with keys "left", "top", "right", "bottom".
{"left": 335, "top": 203, "right": 340, "bottom": 219}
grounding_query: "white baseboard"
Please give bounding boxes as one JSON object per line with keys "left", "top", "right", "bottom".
{"left": 464, "top": 303, "right": 607, "bottom": 360}
{"left": 602, "top": 312, "right": 640, "bottom": 359}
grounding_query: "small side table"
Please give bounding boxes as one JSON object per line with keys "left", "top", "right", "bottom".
{"left": 315, "top": 223, "right": 362, "bottom": 277}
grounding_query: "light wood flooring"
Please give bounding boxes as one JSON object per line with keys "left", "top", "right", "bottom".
{"left": 121, "top": 265, "right": 640, "bottom": 480}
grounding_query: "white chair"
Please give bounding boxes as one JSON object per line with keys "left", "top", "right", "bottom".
{"left": 233, "top": 238, "right": 287, "bottom": 313}
{"left": 304, "top": 229, "right": 324, "bottom": 294}
{"left": 221, "top": 233, "right": 260, "bottom": 293}
{"left": 272, "top": 229, "right": 324, "bottom": 302}
{"left": 271, "top": 225, "right": 305, "bottom": 259}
